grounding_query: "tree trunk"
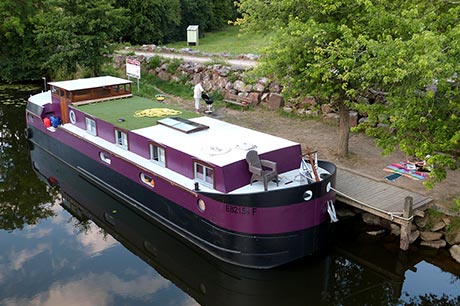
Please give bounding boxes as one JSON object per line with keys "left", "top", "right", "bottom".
{"left": 337, "top": 100, "right": 350, "bottom": 158}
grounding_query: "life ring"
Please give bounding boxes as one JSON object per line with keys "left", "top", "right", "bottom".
{"left": 69, "top": 110, "right": 76, "bottom": 124}
{"left": 24, "top": 128, "right": 33, "bottom": 139}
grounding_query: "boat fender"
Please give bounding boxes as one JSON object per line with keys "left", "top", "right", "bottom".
{"left": 24, "top": 128, "right": 33, "bottom": 139}
{"left": 50, "top": 116, "right": 61, "bottom": 128}
{"left": 43, "top": 117, "right": 51, "bottom": 127}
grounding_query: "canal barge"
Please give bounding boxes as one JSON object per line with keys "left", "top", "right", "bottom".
{"left": 25, "top": 76, "right": 337, "bottom": 268}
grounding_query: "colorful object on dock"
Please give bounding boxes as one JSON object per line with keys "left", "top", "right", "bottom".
{"left": 383, "top": 162, "right": 430, "bottom": 180}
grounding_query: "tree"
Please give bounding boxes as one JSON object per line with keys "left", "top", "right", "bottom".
{"left": 178, "top": 0, "right": 237, "bottom": 38}
{"left": 236, "top": 0, "right": 460, "bottom": 186}
{"left": 114, "top": 0, "right": 181, "bottom": 44}
{"left": 0, "top": 0, "right": 45, "bottom": 82}
{"left": 36, "top": 0, "right": 128, "bottom": 79}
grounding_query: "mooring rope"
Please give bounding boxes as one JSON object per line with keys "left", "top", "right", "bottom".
{"left": 330, "top": 186, "right": 413, "bottom": 222}
{"left": 327, "top": 200, "right": 339, "bottom": 223}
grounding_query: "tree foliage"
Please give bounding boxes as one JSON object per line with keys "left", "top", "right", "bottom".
{"left": 115, "top": 0, "right": 237, "bottom": 44}
{"left": 0, "top": 0, "right": 45, "bottom": 82}
{"left": 114, "top": 0, "right": 181, "bottom": 44}
{"left": 237, "top": 0, "right": 460, "bottom": 186}
{"left": 36, "top": 0, "right": 128, "bottom": 79}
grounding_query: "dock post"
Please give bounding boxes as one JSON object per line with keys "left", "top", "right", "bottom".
{"left": 400, "top": 196, "right": 414, "bottom": 251}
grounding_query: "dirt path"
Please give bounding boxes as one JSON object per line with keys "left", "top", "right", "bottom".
{"left": 130, "top": 51, "right": 258, "bottom": 68}
{"left": 164, "top": 95, "right": 459, "bottom": 211}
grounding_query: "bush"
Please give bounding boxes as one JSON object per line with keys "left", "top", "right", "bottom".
{"left": 166, "top": 58, "right": 182, "bottom": 74}
{"left": 148, "top": 55, "right": 162, "bottom": 70}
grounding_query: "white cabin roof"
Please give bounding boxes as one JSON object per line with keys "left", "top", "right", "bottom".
{"left": 48, "top": 76, "right": 131, "bottom": 91}
{"left": 133, "top": 116, "right": 299, "bottom": 167}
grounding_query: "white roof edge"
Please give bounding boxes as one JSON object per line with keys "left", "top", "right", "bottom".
{"left": 48, "top": 76, "right": 132, "bottom": 91}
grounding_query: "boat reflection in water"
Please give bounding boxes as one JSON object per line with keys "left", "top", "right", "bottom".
{"left": 30, "top": 144, "right": 411, "bottom": 306}
{"left": 31, "top": 144, "right": 336, "bottom": 305}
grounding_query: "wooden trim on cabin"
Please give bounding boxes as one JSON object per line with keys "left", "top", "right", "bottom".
{"left": 71, "top": 93, "right": 133, "bottom": 106}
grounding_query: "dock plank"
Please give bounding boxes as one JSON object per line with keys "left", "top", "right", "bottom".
{"left": 335, "top": 167, "right": 432, "bottom": 221}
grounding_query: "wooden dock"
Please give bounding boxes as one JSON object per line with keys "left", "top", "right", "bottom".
{"left": 334, "top": 167, "right": 432, "bottom": 250}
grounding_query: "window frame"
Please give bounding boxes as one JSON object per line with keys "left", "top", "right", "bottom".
{"left": 85, "top": 117, "right": 97, "bottom": 135}
{"left": 114, "top": 128, "right": 128, "bottom": 150}
{"left": 193, "top": 161, "right": 215, "bottom": 189}
{"left": 149, "top": 142, "right": 166, "bottom": 167}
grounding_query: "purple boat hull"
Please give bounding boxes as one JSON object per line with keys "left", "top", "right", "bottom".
{"left": 26, "top": 114, "right": 336, "bottom": 268}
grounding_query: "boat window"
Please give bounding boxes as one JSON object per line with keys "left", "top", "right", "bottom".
{"left": 99, "top": 152, "right": 111, "bottom": 164}
{"left": 194, "top": 162, "right": 214, "bottom": 188}
{"left": 26, "top": 103, "right": 44, "bottom": 117}
{"left": 114, "top": 129, "right": 128, "bottom": 149}
{"left": 158, "top": 117, "right": 209, "bottom": 134}
{"left": 140, "top": 173, "right": 155, "bottom": 188}
{"left": 85, "top": 117, "right": 97, "bottom": 135}
{"left": 149, "top": 143, "right": 166, "bottom": 166}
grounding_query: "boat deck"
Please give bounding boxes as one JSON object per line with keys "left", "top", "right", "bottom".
{"left": 74, "top": 96, "right": 197, "bottom": 130}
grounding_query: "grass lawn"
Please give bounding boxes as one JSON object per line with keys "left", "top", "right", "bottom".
{"left": 76, "top": 96, "right": 197, "bottom": 130}
{"left": 165, "top": 25, "right": 270, "bottom": 55}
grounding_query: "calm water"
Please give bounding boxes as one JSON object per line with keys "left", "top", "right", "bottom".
{"left": 1, "top": 84, "right": 459, "bottom": 306}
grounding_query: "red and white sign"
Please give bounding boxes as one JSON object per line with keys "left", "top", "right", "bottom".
{"left": 126, "top": 58, "right": 141, "bottom": 79}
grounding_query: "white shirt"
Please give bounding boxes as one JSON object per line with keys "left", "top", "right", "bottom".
{"left": 194, "top": 83, "right": 204, "bottom": 99}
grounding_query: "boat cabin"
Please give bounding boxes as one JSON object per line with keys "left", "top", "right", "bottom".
{"left": 48, "top": 76, "right": 132, "bottom": 123}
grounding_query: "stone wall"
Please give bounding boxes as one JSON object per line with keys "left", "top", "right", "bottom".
{"left": 115, "top": 53, "right": 373, "bottom": 124}
{"left": 114, "top": 54, "right": 285, "bottom": 110}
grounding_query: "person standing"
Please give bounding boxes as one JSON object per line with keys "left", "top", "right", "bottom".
{"left": 193, "top": 81, "right": 204, "bottom": 113}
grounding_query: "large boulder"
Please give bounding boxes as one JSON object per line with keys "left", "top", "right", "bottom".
{"left": 420, "top": 239, "right": 446, "bottom": 249}
{"left": 446, "top": 229, "right": 460, "bottom": 245}
{"left": 267, "top": 93, "right": 284, "bottom": 110}
{"left": 158, "top": 70, "right": 171, "bottom": 81}
{"left": 233, "top": 80, "right": 246, "bottom": 92}
{"left": 431, "top": 221, "right": 446, "bottom": 232}
{"left": 450, "top": 245, "right": 460, "bottom": 263}
{"left": 420, "top": 231, "right": 443, "bottom": 241}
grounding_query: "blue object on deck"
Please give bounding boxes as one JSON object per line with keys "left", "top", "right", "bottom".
{"left": 50, "top": 116, "right": 61, "bottom": 128}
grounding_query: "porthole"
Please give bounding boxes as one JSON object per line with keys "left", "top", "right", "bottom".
{"left": 99, "top": 152, "right": 111, "bottom": 164}
{"left": 326, "top": 182, "right": 331, "bottom": 193}
{"left": 303, "top": 190, "right": 313, "bottom": 201}
{"left": 69, "top": 110, "right": 76, "bottom": 124}
{"left": 197, "top": 199, "right": 206, "bottom": 212}
{"left": 140, "top": 173, "right": 155, "bottom": 188}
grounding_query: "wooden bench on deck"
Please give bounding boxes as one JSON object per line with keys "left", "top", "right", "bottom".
{"left": 223, "top": 92, "right": 250, "bottom": 111}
